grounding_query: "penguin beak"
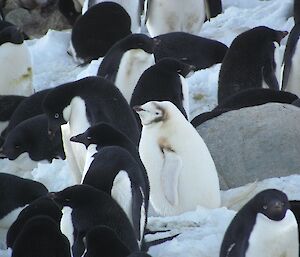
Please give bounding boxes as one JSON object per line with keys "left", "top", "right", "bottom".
{"left": 276, "top": 31, "right": 288, "bottom": 44}
{"left": 133, "top": 106, "right": 145, "bottom": 113}
{"left": 70, "top": 133, "right": 89, "bottom": 149}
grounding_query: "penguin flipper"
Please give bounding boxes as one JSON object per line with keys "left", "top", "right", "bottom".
{"left": 132, "top": 186, "right": 144, "bottom": 241}
{"left": 161, "top": 148, "right": 182, "bottom": 206}
{"left": 263, "top": 44, "right": 279, "bottom": 91}
{"left": 282, "top": 25, "right": 300, "bottom": 90}
{"left": 144, "top": 0, "right": 151, "bottom": 24}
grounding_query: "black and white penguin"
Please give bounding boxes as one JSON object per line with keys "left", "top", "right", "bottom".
{"left": 97, "top": 33, "right": 156, "bottom": 103}
{"left": 1, "top": 114, "right": 65, "bottom": 163}
{"left": 43, "top": 76, "right": 140, "bottom": 182}
{"left": 82, "top": 0, "right": 142, "bottom": 33}
{"left": 49, "top": 184, "right": 139, "bottom": 257}
{"left": 7, "top": 196, "right": 62, "bottom": 248}
{"left": 1, "top": 88, "right": 51, "bottom": 140}
{"left": 82, "top": 225, "right": 131, "bottom": 257}
{"left": 11, "top": 215, "right": 71, "bottom": 257}
{"left": 0, "top": 95, "right": 26, "bottom": 139}
{"left": 218, "top": 26, "right": 288, "bottom": 104}
{"left": 0, "top": 21, "right": 33, "bottom": 96}
{"left": 68, "top": 2, "right": 132, "bottom": 64}
{"left": 130, "top": 58, "right": 195, "bottom": 128}
{"left": 289, "top": 200, "right": 300, "bottom": 240}
{"left": 154, "top": 32, "right": 228, "bottom": 71}
{"left": 220, "top": 189, "right": 298, "bottom": 257}
{"left": 0, "top": 173, "right": 48, "bottom": 230}
{"left": 144, "top": 0, "right": 206, "bottom": 37}
{"left": 191, "top": 88, "right": 299, "bottom": 127}
{"left": 281, "top": 1, "right": 300, "bottom": 97}
{"left": 71, "top": 128, "right": 149, "bottom": 244}
{"left": 205, "top": 0, "right": 222, "bottom": 20}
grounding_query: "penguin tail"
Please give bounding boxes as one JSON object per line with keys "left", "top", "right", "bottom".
{"left": 142, "top": 233, "right": 179, "bottom": 251}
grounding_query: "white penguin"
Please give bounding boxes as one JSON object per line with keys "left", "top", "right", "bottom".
{"left": 144, "top": 0, "right": 206, "bottom": 37}
{"left": 134, "top": 101, "right": 220, "bottom": 216}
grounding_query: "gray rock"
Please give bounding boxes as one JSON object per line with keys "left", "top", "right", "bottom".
{"left": 3, "top": 0, "right": 71, "bottom": 38}
{"left": 196, "top": 103, "right": 300, "bottom": 190}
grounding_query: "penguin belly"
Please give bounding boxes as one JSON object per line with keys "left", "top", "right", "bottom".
{"left": 0, "top": 43, "right": 33, "bottom": 96}
{"left": 115, "top": 49, "right": 154, "bottom": 103}
{"left": 146, "top": 0, "right": 205, "bottom": 37}
{"left": 246, "top": 210, "right": 298, "bottom": 257}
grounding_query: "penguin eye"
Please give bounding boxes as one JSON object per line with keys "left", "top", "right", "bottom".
{"left": 15, "top": 145, "right": 20, "bottom": 149}
{"left": 87, "top": 136, "right": 92, "bottom": 140}
{"left": 155, "top": 112, "right": 160, "bottom": 115}
{"left": 177, "top": 69, "right": 182, "bottom": 73}
{"left": 263, "top": 205, "right": 268, "bottom": 210}
{"left": 54, "top": 113, "right": 59, "bottom": 119}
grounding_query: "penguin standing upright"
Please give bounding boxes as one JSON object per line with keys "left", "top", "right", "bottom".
{"left": 135, "top": 101, "right": 220, "bottom": 216}
{"left": 144, "top": 0, "right": 206, "bottom": 37}
{"left": 70, "top": 123, "right": 149, "bottom": 245}
{"left": 218, "top": 26, "right": 288, "bottom": 103}
{"left": 220, "top": 189, "right": 298, "bottom": 257}
{"left": 97, "top": 34, "right": 156, "bottom": 103}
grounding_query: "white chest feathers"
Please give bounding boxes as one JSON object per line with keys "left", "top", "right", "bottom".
{"left": 60, "top": 207, "right": 74, "bottom": 247}
{"left": 62, "top": 97, "right": 90, "bottom": 182}
{"left": 246, "top": 210, "right": 299, "bottom": 257}
{"left": 284, "top": 40, "right": 300, "bottom": 96}
{"left": 139, "top": 120, "right": 220, "bottom": 216}
{"left": 0, "top": 42, "right": 33, "bottom": 96}
{"left": 111, "top": 170, "right": 133, "bottom": 224}
{"left": 146, "top": 0, "right": 205, "bottom": 37}
{"left": 115, "top": 49, "right": 154, "bottom": 103}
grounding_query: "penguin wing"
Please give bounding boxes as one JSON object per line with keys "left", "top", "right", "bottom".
{"left": 262, "top": 43, "right": 279, "bottom": 91}
{"left": 282, "top": 25, "right": 300, "bottom": 90}
{"left": 132, "top": 186, "right": 144, "bottom": 241}
{"left": 161, "top": 148, "right": 182, "bottom": 206}
{"left": 143, "top": 0, "right": 151, "bottom": 24}
{"left": 204, "top": 0, "right": 222, "bottom": 20}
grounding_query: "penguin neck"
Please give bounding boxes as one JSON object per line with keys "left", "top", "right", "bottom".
{"left": 81, "top": 143, "right": 98, "bottom": 182}
{"left": 64, "top": 96, "right": 90, "bottom": 136}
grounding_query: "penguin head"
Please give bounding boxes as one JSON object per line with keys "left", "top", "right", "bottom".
{"left": 134, "top": 101, "right": 182, "bottom": 126}
{"left": 0, "top": 26, "right": 24, "bottom": 46}
{"left": 251, "top": 189, "right": 290, "bottom": 221}
{"left": 121, "top": 33, "right": 158, "bottom": 54}
{"left": 154, "top": 58, "right": 196, "bottom": 77}
{"left": 70, "top": 122, "right": 127, "bottom": 148}
{"left": 48, "top": 185, "right": 98, "bottom": 209}
{"left": 43, "top": 87, "right": 74, "bottom": 139}
{"left": 1, "top": 126, "right": 30, "bottom": 160}
{"left": 244, "top": 26, "right": 288, "bottom": 45}
{"left": 83, "top": 225, "right": 130, "bottom": 257}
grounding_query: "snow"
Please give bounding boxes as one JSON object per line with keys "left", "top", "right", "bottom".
{"left": 0, "top": 0, "right": 300, "bottom": 256}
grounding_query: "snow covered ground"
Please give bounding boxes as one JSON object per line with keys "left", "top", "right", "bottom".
{"left": 1, "top": 0, "right": 300, "bottom": 256}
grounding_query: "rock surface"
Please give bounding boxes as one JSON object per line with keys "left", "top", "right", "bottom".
{"left": 3, "top": 0, "right": 71, "bottom": 38}
{"left": 196, "top": 103, "right": 300, "bottom": 189}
